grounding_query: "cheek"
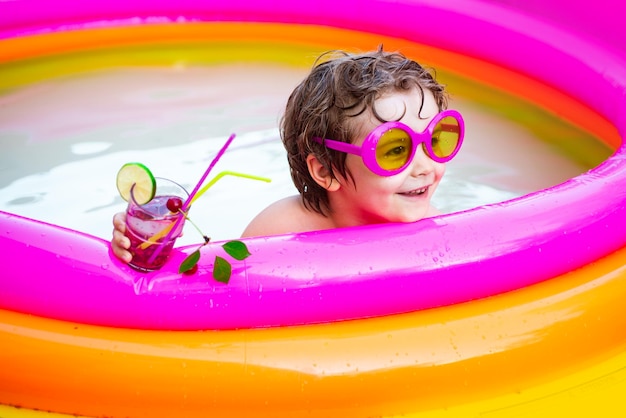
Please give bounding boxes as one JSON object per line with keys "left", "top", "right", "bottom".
{"left": 342, "top": 162, "right": 393, "bottom": 194}
{"left": 434, "top": 163, "right": 446, "bottom": 181}
{"left": 342, "top": 155, "right": 373, "bottom": 183}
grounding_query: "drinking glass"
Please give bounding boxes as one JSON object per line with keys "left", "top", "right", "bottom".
{"left": 125, "top": 177, "right": 188, "bottom": 272}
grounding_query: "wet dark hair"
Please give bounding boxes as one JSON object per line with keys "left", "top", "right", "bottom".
{"left": 281, "top": 47, "right": 449, "bottom": 215}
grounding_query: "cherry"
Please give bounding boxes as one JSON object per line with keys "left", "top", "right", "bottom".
{"left": 166, "top": 197, "right": 183, "bottom": 213}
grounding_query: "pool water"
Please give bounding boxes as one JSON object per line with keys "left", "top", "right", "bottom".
{"left": 0, "top": 57, "right": 611, "bottom": 243}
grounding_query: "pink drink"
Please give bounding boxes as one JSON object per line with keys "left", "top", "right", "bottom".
{"left": 125, "top": 178, "right": 188, "bottom": 272}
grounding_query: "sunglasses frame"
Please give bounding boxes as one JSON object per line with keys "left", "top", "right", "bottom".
{"left": 313, "top": 109, "right": 465, "bottom": 176}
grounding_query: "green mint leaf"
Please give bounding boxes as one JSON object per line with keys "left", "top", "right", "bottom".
{"left": 179, "top": 250, "right": 201, "bottom": 274}
{"left": 222, "top": 240, "right": 251, "bottom": 261}
{"left": 213, "top": 256, "right": 232, "bottom": 283}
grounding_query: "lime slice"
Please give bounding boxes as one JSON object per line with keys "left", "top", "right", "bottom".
{"left": 116, "top": 162, "right": 156, "bottom": 204}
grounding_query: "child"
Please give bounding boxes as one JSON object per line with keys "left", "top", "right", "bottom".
{"left": 111, "top": 47, "right": 464, "bottom": 263}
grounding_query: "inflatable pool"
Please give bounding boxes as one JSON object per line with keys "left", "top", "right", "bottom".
{"left": 1, "top": 0, "right": 625, "bottom": 417}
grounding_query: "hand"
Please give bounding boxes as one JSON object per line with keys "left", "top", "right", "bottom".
{"left": 111, "top": 212, "right": 132, "bottom": 263}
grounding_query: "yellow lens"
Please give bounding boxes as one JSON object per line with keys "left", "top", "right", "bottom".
{"left": 432, "top": 116, "right": 460, "bottom": 158}
{"left": 376, "top": 128, "right": 412, "bottom": 170}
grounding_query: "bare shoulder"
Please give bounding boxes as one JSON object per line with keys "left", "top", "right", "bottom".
{"left": 241, "top": 195, "right": 333, "bottom": 237}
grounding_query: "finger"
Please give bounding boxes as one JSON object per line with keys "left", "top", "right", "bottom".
{"left": 113, "top": 247, "right": 132, "bottom": 264}
{"left": 112, "top": 230, "right": 131, "bottom": 250}
{"left": 112, "top": 212, "right": 126, "bottom": 230}
{"left": 112, "top": 242, "right": 132, "bottom": 263}
{"left": 111, "top": 229, "right": 132, "bottom": 263}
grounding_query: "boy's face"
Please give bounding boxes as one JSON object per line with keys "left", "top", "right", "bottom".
{"left": 333, "top": 87, "right": 446, "bottom": 224}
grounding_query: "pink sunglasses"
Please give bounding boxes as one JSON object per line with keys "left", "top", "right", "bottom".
{"left": 314, "top": 109, "right": 464, "bottom": 176}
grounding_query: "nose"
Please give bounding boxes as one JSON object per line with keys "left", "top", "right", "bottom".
{"left": 408, "top": 144, "right": 437, "bottom": 177}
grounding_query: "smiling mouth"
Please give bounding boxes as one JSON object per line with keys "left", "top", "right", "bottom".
{"left": 400, "top": 186, "right": 428, "bottom": 196}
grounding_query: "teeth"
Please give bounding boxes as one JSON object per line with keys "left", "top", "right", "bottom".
{"left": 404, "top": 187, "right": 427, "bottom": 195}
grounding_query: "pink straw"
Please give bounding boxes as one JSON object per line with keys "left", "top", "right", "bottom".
{"left": 182, "top": 133, "right": 236, "bottom": 212}
{"left": 146, "top": 133, "right": 237, "bottom": 266}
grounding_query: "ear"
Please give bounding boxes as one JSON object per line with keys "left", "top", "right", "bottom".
{"left": 306, "top": 154, "right": 341, "bottom": 191}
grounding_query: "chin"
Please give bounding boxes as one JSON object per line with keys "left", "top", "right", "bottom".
{"left": 391, "top": 211, "right": 429, "bottom": 224}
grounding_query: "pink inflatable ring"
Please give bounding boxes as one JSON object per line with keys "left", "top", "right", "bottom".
{"left": 0, "top": 0, "right": 625, "bottom": 332}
